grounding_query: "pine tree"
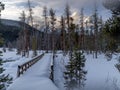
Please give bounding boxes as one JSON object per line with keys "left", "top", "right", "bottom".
{"left": 79, "top": 8, "right": 85, "bottom": 52}
{"left": 49, "top": 8, "right": 56, "bottom": 82}
{"left": 0, "top": 2, "right": 5, "bottom": 24}
{"left": 0, "top": 33, "right": 4, "bottom": 47}
{"left": 64, "top": 53, "right": 77, "bottom": 90}
{"left": 103, "top": 0, "right": 120, "bottom": 15}
{"left": 65, "top": 4, "right": 71, "bottom": 52}
{"left": 64, "top": 49, "right": 87, "bottom": 90}
{"left": 27, "top": 0, "right": 37, "bottom": 57}
{"left": 69, "top": 17, "right": 76, "bottom": 54}
{"left": 73, "top": 50, "right": 87, "bottom": 88}
{"left": 93, "top": 3, "right": 98, "bottom": 58}
{"left": 0, "top": 2, "right": 4, "bottom": 47}
{"left": 0, "top": 53, "right": 12, "bottom": 90}
{"left": 16, "top": 32, "right": 23, "bottom": 55}
{"left": 98, "top": 16, "right": 104, "bottom": 52}
{"left": 19, "top": 11, "right": 30, "bottom": 57}
{"left": 60, "top": 16, "right": 66, "bottom": 54}
{"left": 103, "top": 0, "right": 120, "bottom": 52}
{"left": 32, "top": 36, "right": 37, "bottom": 57}
{"left": 84, "top": 20, "right": 90, "bottom": 53}
{"left": 49, "top": 8, "right": 56, "bottom": 53}
{"left": 43, "top": 6, "right": 49, "bottom": 52}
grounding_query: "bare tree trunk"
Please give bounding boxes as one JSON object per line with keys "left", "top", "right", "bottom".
{"left": 80, "top": 8, "right": 84, "bottom": 52}
{"left": 94, "top": 4, "right": 98, "bottom": 58}
{"left": 49, "top": 8, "right": 56, "bottom": 82}
{"left": 28, "top": 0, "right": 37, "bottom": 57}
{"left": 43, "top": 6, "right": 49, "bottom": 53}
{"left": 60, "top": 16, "right": 66, "bottom": 54}
{"left": 65, "top": 4, "right": 71, "bottom": 53}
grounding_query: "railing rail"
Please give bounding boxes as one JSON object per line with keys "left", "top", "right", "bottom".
{"left": 17, "top": 53, "right": 44, "bottom": 77}
{"left": 115, "top": 64, "right": 120, "bottom": 72}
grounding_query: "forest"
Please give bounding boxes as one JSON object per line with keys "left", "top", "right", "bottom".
{"left": 0, "top": 0, "right": 120, "bottom": 90}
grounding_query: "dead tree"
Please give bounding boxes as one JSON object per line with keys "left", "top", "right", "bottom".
{"left": 49, "top": 8, "right": 56, "bottom": 82}
{"left": 19, "top": 11, "right": 30, "bottom": 57}
{"left": 49, "top": 8, "right": 56, "bottom": 54}
{"left": 43, "top": 6, "right": 49, "bottom": 52}
{"left": 65, "top": 3, "right": 71, "bottom": 55}
{"left": 28, "top": 0, "right": 37, "bottom": 57}
{"left": 60, "top": 16, "right": 66, "bottom": 54}
{"left": 80, "top": 8, "right": 85, "bottom": 52}
{"left": 93, "top": 4, "right": 98, "bottom": 58}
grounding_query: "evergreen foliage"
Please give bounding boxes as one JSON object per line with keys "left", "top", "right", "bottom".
{"left": 43, "top": 6, "right": 49, "bottom": 52}
{"left": 0, "top": 33, "right": 4, "bottom": 46}
{"left": 49, "top": 8, "right": 56, "bottom": 82}
{"left": 0, "top": 54, "right": 12, "bottom": 90}
{"left": 0, "top": 23, "right": 20, "bottom": 44}
{"left": 103, "top": 17, "right": 120, "bottom": 41}
{"left": 103, "top": 0, "right": 120, "bottom": 15}
{"left": 64, "top": 49, "right": 87, "bottom": 90}
{"left": 103, "top": 0, "right": 120, "bottom": 52}
{"left": 60, "top": 16, "right": 66, "bottom": 53}
{"left": 49, "top": 8, "right": 56, "bottom": 54}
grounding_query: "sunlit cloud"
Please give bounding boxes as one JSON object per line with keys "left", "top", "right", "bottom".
{"left": 1, "top": 0, "right": 111, "bottom": 21}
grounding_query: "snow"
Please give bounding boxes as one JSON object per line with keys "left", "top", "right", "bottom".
{"left": 1, "top": 48, "right": 120, "bottom": 90}
{"left": 53, "top": 53, "right": 120, "bottom": 90}
{"left": 0, "top": 48, "right": 43, "bottom": 79}
{"left": 54, "top": 54, "right": 66, "bottom": 90}
{"left": 7, "top": 53, "right": 58, "bottom": 90}
{"left": 84, "top": 54, "right": 120, "bottom": 90}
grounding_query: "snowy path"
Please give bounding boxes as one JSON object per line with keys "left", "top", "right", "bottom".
{"left": 7, "top": 53, "right": 59, "bottom": 90}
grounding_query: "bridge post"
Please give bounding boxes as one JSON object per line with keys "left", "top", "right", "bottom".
{"left": 50, "top": 65, "right": 53, "bottom": 81}
{"left": 17, "top": 65, "right": 20, "bottom": 77}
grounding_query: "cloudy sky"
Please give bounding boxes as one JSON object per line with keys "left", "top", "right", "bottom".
{"left": 1, "top": 0, "right": 111, "bottom": 21}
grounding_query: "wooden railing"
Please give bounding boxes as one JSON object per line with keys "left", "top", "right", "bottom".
{"left": 115, "top": 64, "right": 120, "bottom": 72}
{"left": 17, "top": 53, "right": 44, "bottom": 77}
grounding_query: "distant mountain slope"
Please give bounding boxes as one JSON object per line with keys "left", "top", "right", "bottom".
{"left": 1, "top": 19, "right": 21, "bottom": 27}
{"left": 0, "top": 19, "right": 31, "bottom": 44}
{"left": 0, "top": 20, "right": 21, "bottom": 43}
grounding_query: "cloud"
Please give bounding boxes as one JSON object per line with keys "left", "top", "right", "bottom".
{"left": 1, "top": 0, "right": 111, "bottom": 21}
{"left": 15, "top": 1, "right": 40, "bottom": 8}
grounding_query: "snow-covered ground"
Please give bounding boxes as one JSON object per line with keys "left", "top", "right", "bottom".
{"left": 54, "top": 53, "right": 120, "bottom": 90}
{"left": 7, "top": 53, "right": 58, "bottom": 90}
{"left": 0, "top": 48, "right": 43, "bottom": 79}
{"left": 1, "top": 48, "right": 120, "bottom": 90}
{"left": 85, "top": 54, "right": 120, "bottom": 90}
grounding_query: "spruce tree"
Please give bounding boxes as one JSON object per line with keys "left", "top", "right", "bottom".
{"left": 0, "top": 2, "right": 5, "bottom": 24}
{"left": 64, "top": 53, "right": 77, "bottom": 90}
{"left": 0, "top": 33, "right": 4, "bottom": 47}
{"left": 80, "top": 8, "right": 85, "bottom": 52}
{"left": 73, "top": 50, "right": 87, "bottom": 88}
{"left": 0, "top": 53, "right": 12, "bottom": 90}
{"left": 103, "top": 0, "right": 120, "bottom": 52}
{"left": 65, "top": 4, "right": 71, "bottom": 52}
{"left": 27, "top": 0, "right": 37, "bottom": 57}
{"left": 93, "top": 3, "right": 98, "bottom": 58}
{"left": 19, "top": 11, "right": 30, "bottom": 57}
{"left": 49, "top": 8, "right": 56, "bottom": 82}
{"left": 103, "top": 0, "right": 120, "bottom": 15}
{"left": 0, "top": 1, "right": 4, "bottom": 47}
{"left": 60, "top": 16, "right": 66, "bottom": 54}
{"left": 43, "top": 6, "right": 49, "bottom": 53}
{"left": 64, "top": 49, "right": 87, "bottom": 90}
